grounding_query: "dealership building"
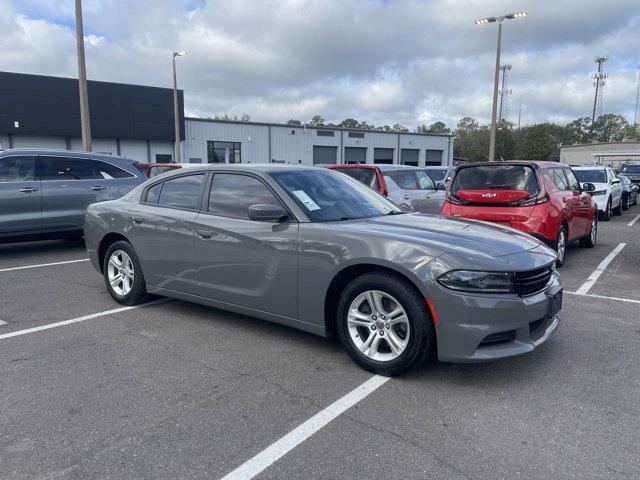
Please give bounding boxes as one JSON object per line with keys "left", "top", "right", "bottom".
{"left": 559, "top": 141, "right": 640, "bottom": 168}
{"left": 0, "top": 71, "right": 454, "bottom": 166}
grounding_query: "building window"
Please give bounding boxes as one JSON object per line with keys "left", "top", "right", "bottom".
{"left": 348, "top": 132, "right": 365, "bottom": 139}
{"left": 316, "top": 130, "right": 334, "bottom": 137}
{"left": 155, "top": 154, "right": 173, "bottom": 163}
{"left": 208, "top": 141, "right": 241, "bottom": 163}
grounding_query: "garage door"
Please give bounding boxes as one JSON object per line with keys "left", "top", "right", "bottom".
{"left": 401, "top": 149, "right": 419, "bottom": 166}
{"left": 313, "top": 146, "right": 338, "bottom": 165}
{"left": 425, "top": 149, "right": 443, "bottom": 165}
{"left": 345, "top": 147, "right": 367, "bottom": 164}
{"left": 374, "top": 148, "right": 394, "bottom": 164}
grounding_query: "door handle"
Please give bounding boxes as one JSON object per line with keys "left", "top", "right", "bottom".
{"left": 90, "top": 185, "right": 107, "bottom": 191}
{"left": 403, "top": 195, "right": 410, "bottom": 200}
{"left": 132, "top": 216, "right": 143, "bottom": 223}
{"left": 18, "top": 187, "right": 38, "bottom": 193}
{"left": 197, "top": 229, "right": 213, "bottom": 239}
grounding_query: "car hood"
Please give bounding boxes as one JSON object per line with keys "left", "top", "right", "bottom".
{"left": 328, "top": 213, "right": 543, "bottom": 258}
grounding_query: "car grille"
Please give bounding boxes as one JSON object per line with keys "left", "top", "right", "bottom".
{"left": 480, "top": 329, "right": 516, "bottom": 346}
{"left": 529, "top": 316, "right": 547, "bottom": 334}
{"left": 514, "top": 266, "right": 553, "bottom": 296}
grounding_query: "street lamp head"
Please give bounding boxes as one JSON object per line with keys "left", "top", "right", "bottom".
{"left": 475, "top": 17, "right": 497, "bottom": 25}
{"left": 505, "top": 11, "right": 528, "bottom": 19}
{"left": 173, "top": 50, "right": 188, "bottom": 57}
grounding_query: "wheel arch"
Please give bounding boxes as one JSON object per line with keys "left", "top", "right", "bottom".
{"left": 98, "top": 232, "right": 132, "bottom": 273}
{"left": 323, "top": 262, "right": 430, "bottom": 338}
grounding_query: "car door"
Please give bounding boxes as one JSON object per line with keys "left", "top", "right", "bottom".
{"left": 0, "top": 155, "right": 42, "bottom": 235}
{"left": 412, "top": 170, "right": 442, "bottom": 214}
{"left": 608, "top": 168, "right": 622, "bottom": 207}
{"left": 193, "top": 172, "right": 299, "bottom": 319}
{"left": 549, "top": 168, "right": 579, "bottom": 239}
{"left": 37, "top": 155, "right": 109, "bottom": 229}
{"left": 563, "top": 167, "right": 591, "bottom": 236}
{"left": 128, "top": 172, "right": 206, "bottom": 292}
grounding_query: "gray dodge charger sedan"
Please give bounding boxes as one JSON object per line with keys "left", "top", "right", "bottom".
{"left": 85, "top": 164, "right": 561, "bottom": 375}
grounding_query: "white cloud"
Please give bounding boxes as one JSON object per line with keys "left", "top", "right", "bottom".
{"left": 3, "top": 0, "right": 640, "bottom": 130}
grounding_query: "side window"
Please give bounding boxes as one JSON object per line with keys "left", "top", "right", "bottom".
{"left": 92, "top": 160, "right": 134, "bottom": 179}
{"left": 0, "top": 156, "right": 35, "bottom": 182}
{"left": 564, "top": 169, "right": 580, "bottom": 191}
{"left": 37, "top": 156, "right": 98, "bottom": 180}
{"left": 550, "top": 169, "right": 568, "bottom": 191}
{"left": 157, "top": 174, "right": 205, "bottom": 210}
{"left": 397, "top": 170, "right": 417, "bottom": 190}
{"left": 145, "top": 183, "right": 162, "bottom": 204}
{"left": 209, "top": 174, "right": 280, "bottom": 219}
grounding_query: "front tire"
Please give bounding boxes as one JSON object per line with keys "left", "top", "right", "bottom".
{"left": 622, "top": 195, "right": 629, "bottom": 211}
{"left": 613, "top": 197, "right": 623, "bottom": 216}
{"left": 579, "top": 216, "right": 597, "bottom": 248}
{"left": 103, "top": 240, "right": 149, "bottom": 305}
{"left": 336, "top": 272, "right": 434, "bottom": 376}
{"left": 599, "top": 199, "right": 612, "bottom": 221}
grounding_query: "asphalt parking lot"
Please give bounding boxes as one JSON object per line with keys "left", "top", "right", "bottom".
{"left": 1, "top": 211, "right": 640, "bottom": 480}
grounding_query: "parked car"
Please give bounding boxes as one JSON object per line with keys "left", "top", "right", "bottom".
{"left": 327, "top": 164, "right": 444, "bottom": 214}
{"left": 618, "top": 163, "right": 640, "bottom": 187}
{"left": 0, "top": 149, "right": 146, "bottom": 242}
{"left": 425, "top": 166, "right": 455, "bottom": 190}
{"left": 86, "top": 164, "right": 561, "bottom": 375}
{"left": 572, "top": 166, "right": 623, "bottom": 221}
{"left": 619, "top": 175, "right": 639, "bottom": 209}
{"left": 135, "top": 162, "right": 182, "bottom": 178}
{"left": 441, "top": 161, "right": 598, "bottom": 267}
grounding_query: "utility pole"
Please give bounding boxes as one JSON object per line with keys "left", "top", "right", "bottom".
{"left": 634, "top": 65, "right": 640, "bottom": 126}
{"left": 172, "top": 51, "right": 187, "bottom": 163}
{"left": 475, "top": 11, "right": 527, "bottom": 162}
{"left": 591, "top": 55, "right": 608, "bottom": 124}
{"left": 75, "top": 0, "right": 91, "bottom": 151}
{"left": 517, "top": 95, "right": 523, "bottom": 130}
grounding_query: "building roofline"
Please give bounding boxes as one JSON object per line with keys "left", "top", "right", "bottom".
{"left": 561, "top": 140, "right": 640, "bottom": 149}
{"left": 185, "top": 117, "right": 455, "bottom": 137}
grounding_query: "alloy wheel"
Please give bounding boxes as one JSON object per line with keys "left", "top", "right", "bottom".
{"left": 107, "top": 250, "right": 135, "bottom": 296}
{"left": 347, "top": 290, "right": 410, "bottom": 362}
{"left": 590, "top": 218, "right": 597, "bottom": 244}
{"left": 557, "top": 229, "right": 566, "bottom": 264}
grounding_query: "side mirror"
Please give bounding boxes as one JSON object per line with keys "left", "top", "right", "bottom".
{"left": 436, "top": 182, "right": 446, "bottom": 191}
{"left": 612, "top": 178, "right": 621, "bottom": 185}
{"left": 247, "top": 204, "right": 286, "bottom": 222}
{"left": 582, "top": 182, "right": 596, "bottom": 192}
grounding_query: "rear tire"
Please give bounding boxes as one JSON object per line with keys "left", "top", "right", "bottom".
{"left": 554, "top": 225, "right": 567, "bottom": 268}
{"left": 103, "top": 240, "right": 149, "bottom": 305}
{"left": 579, "top": 216, "right": 597, "bottom": 248}
{"left": 613, "top": 198, "right": 623, "bottom": 216}
{"left": 336, "top": 272, "right": 435, "bottom": 376}
{"left": 622, "top": 195, "right": 629, "bottom": 211}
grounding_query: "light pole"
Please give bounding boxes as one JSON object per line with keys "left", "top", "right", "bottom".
{"left": 475, "top": 11, "right": 527, "bottom": 161}
{"left": 172, "top": 51, "right": 187, "bottom": 163}
{"left": 75, "top": 0, "right": 92, "bottom": 151}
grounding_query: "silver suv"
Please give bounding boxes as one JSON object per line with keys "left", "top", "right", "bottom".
{"left": 0, "top": 149, "right": 146, "bottom": 242}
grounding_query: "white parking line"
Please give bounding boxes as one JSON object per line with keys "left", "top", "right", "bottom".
{"left": 0, "top": 258, "right": 89, "bottom": 273}
{"left": 0, "top": 299, "right": 168, "bottom": 341}
{"left": 627, "top": 214, "right": 640, "bottom": 227}
{"left": 0, "top": 319, "right": 7, "bottom": 327}
{"left": 566, "top": 291, "right": 640, "bottom": 305}
{"left": 575, "top": 243, "right": 626, "bottom": 295}
{"left": 220, "top": 375, "right": 390, "bottom": 480}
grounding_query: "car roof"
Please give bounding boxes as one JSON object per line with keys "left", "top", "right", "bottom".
{"left": 327, "top": 164, "right": 429, "bottom": 171}
{"left": 157, "top": 163, "right": 327, "bottom": 175}
{"left": 0, "top": 148, "right": 136, "bottom": 164}
{"left": 572, "top": 166, "right": 607, "bottom": 170}
{"left": 458, "top": 160, "right": 566, "bottom": 169}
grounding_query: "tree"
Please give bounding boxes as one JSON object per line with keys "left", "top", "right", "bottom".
{"left": 309, "top": 115, "right": 325, "bottom": 126}
{"left": 391, "top": 123, "right": 409, "bottom": 132}
{"left": 563, "top": 117, "right": 592, "bottom": 144}
{"left": 417, "top": 121, "right": 451, "bottom": 135}
{"left": 286, "top": 119, "right": 302, "bottom": 125}
{"left": 590, "top": 113, "right": 629, "bottom": 143}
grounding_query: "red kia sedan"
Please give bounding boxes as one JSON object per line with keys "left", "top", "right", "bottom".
{"left": 441, "top": 161, "right": 598, "bottom": 266}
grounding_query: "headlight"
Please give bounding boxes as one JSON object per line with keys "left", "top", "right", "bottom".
{"left": 591, "top": 190, "right": 606, "bottom": 196}
{"left": 438, "top": 270, "right": 515, "bottom": 294}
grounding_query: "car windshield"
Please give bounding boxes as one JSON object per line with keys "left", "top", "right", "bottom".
{"left": 414, "top": 170, "right": 436, "bottom": 190}
{"left": 452, "top": 165, "right": 539, "bottom": 193}
{"left": 426, "top": 168, "right": 447, "bottom": 181}
{"left": 621, "top": 165, "right": 640, "bottom": 174}
{"left": 573, "top": 169, "right": 606, "bottom": 183}
{"left": 270, "top": 169, "right": 402, "bottom": 222}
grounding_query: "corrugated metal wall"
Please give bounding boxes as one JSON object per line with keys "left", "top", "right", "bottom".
{"left": 184, "top": 119, "right": 454, "bottom": 166}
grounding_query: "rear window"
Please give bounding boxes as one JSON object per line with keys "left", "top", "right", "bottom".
{"left": 334, "top": 168, "right": 379, "bottom": 191}
{"left": 620, "top": 165, "right": 640, "bottom": 174}
{"left": 452, "top": 165, "right": 539, "bottom": 193}
{"left": 573, "top": 169, "right": 606, "bottom": 183}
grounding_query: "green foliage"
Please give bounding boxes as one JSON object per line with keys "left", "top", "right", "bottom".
{"left": 286, "top": 119, "right": 302, "bottom": 125}
{"left": 416, "top": 121, "right": 451, "bottom": 135}
{"left": 309, "top": 115, "right": 325, "bottom": 126}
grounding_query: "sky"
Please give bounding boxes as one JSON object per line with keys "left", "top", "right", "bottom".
{"left": 2, "top": 0, "right": 639, "bottom": 130}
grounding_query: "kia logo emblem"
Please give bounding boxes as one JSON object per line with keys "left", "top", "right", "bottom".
{"left": 482, "top": 193, "right": 497, "bottom": 198}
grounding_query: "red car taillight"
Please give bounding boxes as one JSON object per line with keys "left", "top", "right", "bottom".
{"left": 513, "top": 191, "right": 548, "bottom": 207}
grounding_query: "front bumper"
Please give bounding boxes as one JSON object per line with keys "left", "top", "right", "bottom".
{"left": 432, "top": 272, "right": 562, "bottom": 363}
{"left": 590, "top": 194, "right": 608, "bottom": 212}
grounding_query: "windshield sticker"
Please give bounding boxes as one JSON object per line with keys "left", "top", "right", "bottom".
{"left": 292, "top": 190, "right": 321, "bottom": 211}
